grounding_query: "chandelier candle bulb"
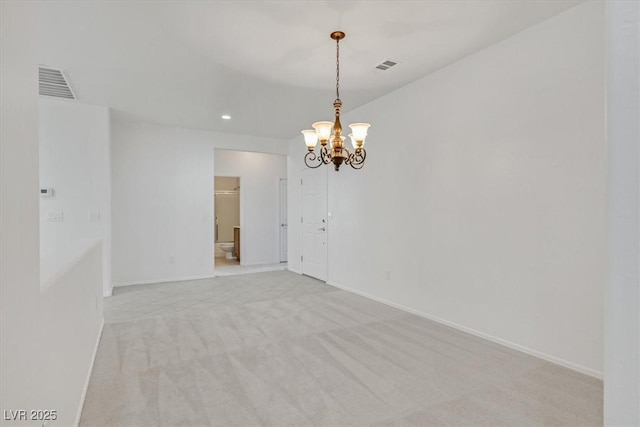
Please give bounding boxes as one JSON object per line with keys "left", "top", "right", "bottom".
{"left": 348, "top": 123, "right": 370, "bottom": 143}
{"left": 312, "top": 121, "right": 333, "bottom": 145}
{"left": 301, "top": 31, "right": 370, "bottom": 171}
{"left": 301, "top": 130, "right": 318, "bottom": 150}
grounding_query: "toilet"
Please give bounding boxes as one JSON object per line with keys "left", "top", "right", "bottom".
{"left": 219, "top": 242, "right": 235, "bottom": 259}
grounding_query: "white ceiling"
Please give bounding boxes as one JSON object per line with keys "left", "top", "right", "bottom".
{"left": 38, "top": 1, "right": 582, "bottom": 140}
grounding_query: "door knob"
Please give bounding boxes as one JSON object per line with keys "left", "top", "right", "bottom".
{"left": 318, "top": 227, "right": 326, "bottom": 231}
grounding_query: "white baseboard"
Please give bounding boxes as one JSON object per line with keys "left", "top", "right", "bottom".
{"left": 326, "top": 280, "right": 603, "bottom": 380}
{"left": 113, "top": 267, "right": 290, "bottom": 287}
{"left": 75, "top": 317, "right": 104, "bottom": 427}
{"left": 288, "top": 267, "right": 302, "bottom": 274}
{"left": 240, "top": 260, "right": 281, "bottom": 267}
{"left": 113, "top": 274, "right": 216, "bottom": 287}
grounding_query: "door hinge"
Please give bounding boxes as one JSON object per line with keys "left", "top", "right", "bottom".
{"left": 301, "top": 178, "right": 303, "bottom": 185}
{"left": 301, "top": 255, "right": 303, "bottom": 262}
{"left": 301, "top": 216, "right": 303, "bottom": 223}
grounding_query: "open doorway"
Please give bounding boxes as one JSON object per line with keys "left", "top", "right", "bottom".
{"left": 214, "top": 176, "right": 240, "bottom": 268}
{"left": 213, "top": 149, "right": 288, "bottom": 275}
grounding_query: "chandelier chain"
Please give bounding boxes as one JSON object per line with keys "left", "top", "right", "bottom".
{"left": 335, "top": 37, "right": 340, "bottom": 101}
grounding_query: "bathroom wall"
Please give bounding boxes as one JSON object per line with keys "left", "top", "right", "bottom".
{"left": 215, "top": 176, "right": 239, "bottom": 191}
{"left": 215, "top": 194, "right": 239, "bottom": 242}
{"left": 214, "top": 176, "right": 240, "bottom": 243}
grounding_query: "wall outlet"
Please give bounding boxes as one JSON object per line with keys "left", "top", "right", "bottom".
{"left": 384, "top": 270, "right": 391, "bottom": 280}
{"left": 89, "top": 211, "right": 101, "bottom": 222}
{"left": 46, "top": 211, "right": 64, "bottom": 222}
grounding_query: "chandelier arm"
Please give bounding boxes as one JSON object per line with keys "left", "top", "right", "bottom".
{"left": 343, "top": 147, "right": 362, "bottom": 169}
{"left": 342, "top": 146, "right": 352, "bottom": 163}
{"left": 356, "top": 148, "right": 366, "bottom": 163}
{"left": 304, "top": 151, "right": 323, "bottom": 169}
{"left": 349, "top": 154, "right": 365, "bottom": 169}
{"left": 319, "top": 145, "right": 332, "bottom": 164}
{"left": 347, "top": 148, "right": 366, "bottom": 169}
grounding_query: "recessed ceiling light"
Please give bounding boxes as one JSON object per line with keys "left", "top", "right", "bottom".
{"left": 221, "top": 114, "right": 231, "bottom": 120}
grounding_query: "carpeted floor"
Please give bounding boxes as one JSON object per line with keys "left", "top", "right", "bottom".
{"left": 80, "top": 271, "right": 602, "bottom": 426}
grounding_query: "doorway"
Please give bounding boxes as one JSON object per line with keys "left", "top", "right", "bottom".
{"left": 301, "top": 168, "right": 327, "bottom": 281}
{"left": 214, "top": 176, "right": 240, "bottom": 268}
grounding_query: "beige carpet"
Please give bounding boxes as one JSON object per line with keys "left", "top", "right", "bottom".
{"left": 81, "top": 271, "right": 602, "bottom": 426}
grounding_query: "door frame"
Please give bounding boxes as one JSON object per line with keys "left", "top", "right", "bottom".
{"left": 300, "top": 167, "right": 328, "bottom": 281}
{"left": 279, "top": 178, "right": 288, "bottom": 263}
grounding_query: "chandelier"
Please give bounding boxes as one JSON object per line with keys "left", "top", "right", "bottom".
{"left": 301, "top": 31, "right": 371, "bottom": 171}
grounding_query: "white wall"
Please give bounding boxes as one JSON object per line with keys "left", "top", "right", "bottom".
{"left": 36, "top": 243, "right": 104, "bottom": 427}
{"left": 288, "top": 2, "right": 605, "bottom": 376}
{"left": 215, "top": 149, "right": 287, "bottom": 265}
{"left": 1, "top": 3, "right": 104, "bottom": 426}
{"left": 286, "top": 156, "right": 304, "bottom": 275}
{"left": 605, "top": 1, "right": 640, "bottom": 425}
{"left": 111, "top": 120, "right": 287, "bottom": 285}
{"left": 1, "top": 2, "right": 42, "bottom": 424}
{"left": 39, "top": 98, "right": 112, "bottom": 296}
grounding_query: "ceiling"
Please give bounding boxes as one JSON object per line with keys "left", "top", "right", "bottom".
{"left": 37, "top": 1, "right": 582, "bottom": 140}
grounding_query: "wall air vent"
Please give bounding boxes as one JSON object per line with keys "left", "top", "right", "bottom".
{"left": 39, "top": 66, "right": 75, "bottom": 99}
{"left": 375, "top": 60, "right": 398, "bottom": 71}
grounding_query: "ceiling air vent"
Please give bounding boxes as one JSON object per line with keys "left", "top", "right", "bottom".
{"left": 39, "top": 66, "right": 75, "bottom": 99}
{"left": 375, "top": 60, "right": 398, "bottom": 71}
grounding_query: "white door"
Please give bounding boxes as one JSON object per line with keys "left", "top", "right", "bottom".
{"left": 279, "top": 179, "right": 288, "bottom": 263}
{"left": 302, "top": 168, "right": 327, "bottom": 281}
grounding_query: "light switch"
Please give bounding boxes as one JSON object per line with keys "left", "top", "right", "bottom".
{"left": 46, "top": 211, "right": 63, "bottom": 222}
